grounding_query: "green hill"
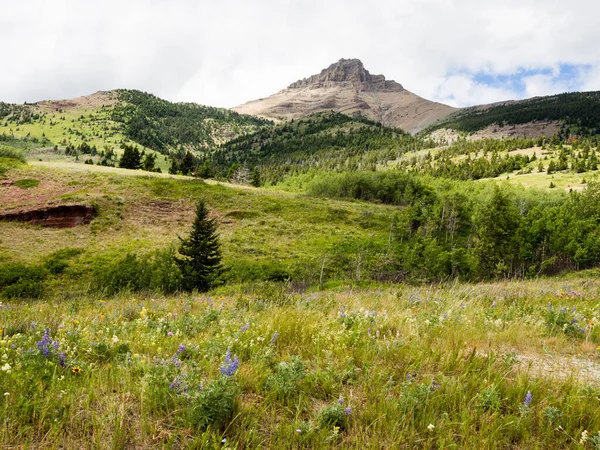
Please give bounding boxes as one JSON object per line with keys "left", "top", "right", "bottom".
{"left": 208, "top": 112, "right": 436, "bottom": 184}
{"left": 428, "top": 91, "right": 600, "bottom": 137}
{"left": 0, "top": 90, "right": 271, "bottom": 170}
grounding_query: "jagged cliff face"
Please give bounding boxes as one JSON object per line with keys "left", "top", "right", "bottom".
{"left": 233, "top": 58, "right": 455, "bottom": 134}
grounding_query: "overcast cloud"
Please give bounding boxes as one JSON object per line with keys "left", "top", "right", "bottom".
{"left": 2, "top": 0, "right": 600, "bottom": 108}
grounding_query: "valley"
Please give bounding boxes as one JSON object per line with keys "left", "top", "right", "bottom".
{"left": 2, "top": 59, "right": 600, "bottom": 448}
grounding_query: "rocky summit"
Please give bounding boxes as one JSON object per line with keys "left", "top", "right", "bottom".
{"left": 232, "top": 58, "right": 455, "bottom": 133}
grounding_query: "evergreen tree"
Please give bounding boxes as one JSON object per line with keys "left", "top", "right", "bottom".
{"left": 180, "top": 151, "right": 196, "bottom": 176}
{"left": 176, "top": 200, "right": 223, "bottom": 292}
{"left": 119, "top": 144, "right": 142, "bottom": 169}
{"left": 198, "top": 160, "right": 214, "bottom": 179}
{"left": 250, "top": 167, "right": 261, "bottom": 187}
{"left": 142, "top": 152, "right": 157, "bottom": 171}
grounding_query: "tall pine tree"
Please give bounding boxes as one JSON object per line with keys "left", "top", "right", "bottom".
{"left": 177, "top": 199, "right": 222, "bottom": 292}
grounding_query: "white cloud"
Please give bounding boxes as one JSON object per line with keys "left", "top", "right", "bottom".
{"left": 1, "top": 0, "right": 600, "bottom": 107}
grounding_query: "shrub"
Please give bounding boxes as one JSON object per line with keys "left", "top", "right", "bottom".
{"left": 92, "top": 248, "right": 183, "bottom": 295}
{"left": 0, "top": 263, "right": 47, "bottom": 299}
{"left": 265, "top": 357, "right": 306, "bottom": 403}
{"left": 318, "top": 403, "right": 348, "bottom": 430}
{"left": 14, "top": 178, "right": 40, "bottom": 189}
{"left": 188, "top": 377, "right": 239, "bottom": 430}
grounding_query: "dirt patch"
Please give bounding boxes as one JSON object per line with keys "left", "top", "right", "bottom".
{"left": 518, "top": 352, "right": 600, "bottom": 385}
{"left": 0, "top": 204, "right": 96, "bottom": 228}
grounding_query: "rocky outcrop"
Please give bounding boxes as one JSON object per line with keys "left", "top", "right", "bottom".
{"left": 233, "top": 58, "right": 455, "bottom": 134}
{"left": 288, "top": 58, "right": 404, "bottom": 92}
{"left": 0, "top": 204, "right": 96, "bottom": 228}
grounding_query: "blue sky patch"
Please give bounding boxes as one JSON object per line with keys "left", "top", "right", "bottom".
{"left": 466, "top": 64, "right": 590, "bottom": 96}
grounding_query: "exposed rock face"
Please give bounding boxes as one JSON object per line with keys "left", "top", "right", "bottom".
{"left": 233, "top": 58, "right": 455, "bottom": 134}
{"left": 288, "top": 58, "right": 404, "bottom": 92}
{"left": 0, "top": 204, "right": 96, "bottom": 228}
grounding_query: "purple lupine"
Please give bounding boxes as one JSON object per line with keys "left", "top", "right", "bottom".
{"left": 524, "top": 391, "right": 533, "bottom": 407}
{"left": 270, "top": 332, "right": 279, "bottom": 344}
{"left": 338, "top": 397, "right": 344, "bottom": 405}
{"left": 239, "top": 323, "right": 250, "bottom": 332}
{"left": 58, "top": 353, "right": 66, "bottom": 367}
{"left": 220, "top": 349, "right": 239, "bottom": 376}
{"left": 344, "top": 407, "right": 352, "bottom": 415}
{"left": 36, "top": 328, "right": 53, "bottom": 357}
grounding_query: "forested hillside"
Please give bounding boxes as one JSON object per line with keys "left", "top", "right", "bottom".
{"left": 111, "top": 90, "right": 271, "bottom": 152}
{"left": 429, "top": 91, "right": 600, "bottom": 136}
{"left": 207, "top": 112, "right": 436, "bottom": 184}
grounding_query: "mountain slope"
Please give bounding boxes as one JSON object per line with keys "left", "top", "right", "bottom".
{"left": 427, "top": 91, "right": 600, "bottom": 138}
{"left": 208, "top": 111, "right": 434, "bottom": 183}
{"left": 0, "top": 90, "right": 271, "bottom": 154}
{"left": 232, "top": 58, "right": 455, "bottom": 134}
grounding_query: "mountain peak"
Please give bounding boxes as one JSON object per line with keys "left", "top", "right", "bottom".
{"left": 288, "top": 58, "right": 404, "bottom": 92}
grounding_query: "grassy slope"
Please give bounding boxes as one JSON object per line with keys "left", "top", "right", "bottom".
{"left": 0, "top": 90, "right": 269, "bottom": 172}
{"left": 1, "top": 162, "right": 600, "bottom": 447}
{"left": 0, "top": 161, "right": 395, "bottom": 286}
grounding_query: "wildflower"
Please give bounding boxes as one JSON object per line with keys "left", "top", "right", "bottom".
{"left": 580, "top": 430, "right": 589, "bottom": 444}
{"left": 111, "top": 335, "right": 119, "bottom": 344}
{"left": 1, "top": 363, "right": 11, "bottom": 373}
{"left": 58, "top": 353, "right": 66, "bottom": 367}
{"left": 3, "top": 392, "right": 9, "bottom": 396}
{"left": 295, "top": 429, "right": 302, "bottom": 433}
{"left": 344, "top": 407, "right": 352, "bottom": 415}
{"left": 491, "top": 301, "right": 496, "bottom": 308}
{"left": 338, "top": 397, "right": 344, "bottom": 405}
{"left": 167, "top": 331, "right": 173, "bottom": 337}
{"left": 524, "top": 391, "right": 532, "bottom": 407}
{"left": 221, "top": 438, "right": 226, "bottom": 443}
{"left": 220, "top": 349, "right": 239, "bottom": 376}
{"left": 178, "top": 344, "right": 186, "bottom": 353}
{"left": 270, "top": 332, "right": 279, "bottom": 344}
{"left": 239, "top": 322, "right": 250, "bottom": 332}
{"left": 37, "top": 328, "right": 53, "bottom": 357}
{"left": 427, "top": 423, "right": 435, "bottom": 431}
{"left": 71, "top": 366, "right": 82, "bottom": 374}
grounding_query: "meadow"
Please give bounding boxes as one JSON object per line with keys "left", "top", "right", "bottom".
{"left": 2, "top": 158, "right": 600, "bottom": 448}
{"left": 2, "top": 275, "right": 600, "bottom": 448}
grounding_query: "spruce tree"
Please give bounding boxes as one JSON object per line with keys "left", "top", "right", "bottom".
{"left": 177, "top": 199, "right": 222, "bottom": 292}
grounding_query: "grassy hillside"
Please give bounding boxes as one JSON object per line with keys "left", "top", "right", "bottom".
{"left": 2, "top": 153, "right": 600, "bottom": 447}
{"left": 427, "top": 91, "right": 600, "bottom": 137}
{"left": 0, "top": 90, "right": 271, "bottom": 172}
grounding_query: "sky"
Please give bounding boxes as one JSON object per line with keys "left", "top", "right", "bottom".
{"left": 2, "top": 0, "right": 600, "bottom": 108}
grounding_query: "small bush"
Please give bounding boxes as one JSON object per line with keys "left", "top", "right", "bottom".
{"left": 265, "top": 357, "right": 306, "bottom": 403}
{"left": 14, "top": 178, "right": 40, "bottom": 189}
{"left": 188, "top": 377, "right": 239, "bottom": 430}
{"left": 43, "top": 248, "right": 83, "bottom": 275}
{"left": 545, "top": 305, "right": 586, "bottom": 338}
{"left": 0, "top": 263, "right": 47, "bottom": 299}
{"left": 318, "top": 403, "right": 348, "bottom": 430}
{"left": 92, "top": 248, "right": 183, "bottom": 295}
{"left": 0, "top": 146, "right": 25, "bottom": 162}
